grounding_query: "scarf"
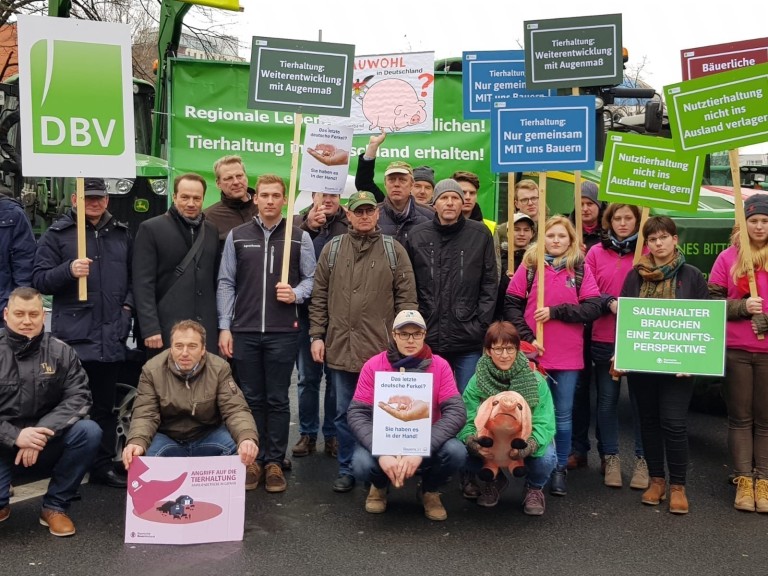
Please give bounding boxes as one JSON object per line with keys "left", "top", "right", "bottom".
{"left": 170, "top": 204, "right": 203, "bottom": 228}
{"left": 386, "top": 341, "right": 433, "bottom": 372}
{"left": 603, "top": 232, "right": 638, "bottom": 256}
{"left": 474, "top": 352, "right": 539, "bottom": 408}
{"left": 635, "top": 248, "right": 685, "bottom": 299}
{"left": 544, "top": 253, "right": 567, "bottom": 272}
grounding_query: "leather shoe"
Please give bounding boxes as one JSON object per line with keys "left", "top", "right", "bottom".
{"left": 332, "top": 474, "right": 355, "bottom": 493}
{"left": 0, "top": 505, "right": 9, "bottom": 522}
{"left": 89, "top": 469, "right": 127, "bottom": 489}
{"left": 40, "top": 508, "right": 76, "bottom": 537}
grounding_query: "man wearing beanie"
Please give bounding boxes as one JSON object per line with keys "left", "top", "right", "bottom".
{"left": 405, "top": 179, "right": 498, "bottom": 393}
{"left": 412, "top": 166, "right": 436, "bottom": 205}
{"left": 570, "top": 180, "right": 606, "bottom": 251}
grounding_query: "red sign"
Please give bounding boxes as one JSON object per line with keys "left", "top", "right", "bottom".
{"left": 681, "top": 37, "right": 768, "bottom": 80}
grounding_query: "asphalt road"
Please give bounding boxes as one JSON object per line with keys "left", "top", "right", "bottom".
{"left": 2, "top": 376, "right": 766, "bottom": 576}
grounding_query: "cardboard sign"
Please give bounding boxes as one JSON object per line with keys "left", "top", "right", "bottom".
{"left": 490, "top": 95, "right": 595, "bottom": 172}
{"left": 599, "top": 131, "right": 704, "bottom": 212}
{"left": 462, "top": 50, "right": 551, "bottom": 119}
{"left": 664, "top": 62, "right": 768, "bottom": 154}
{"left": 17, "top": 15, "right": 136, "bottom": 177}
{"left": 299, "top": 123, "right": 353, "bottom": 194}
{"left": 124, "top": 455, "right": 245, "bottom": 545}
{"left": 372, "top": 371, "right": 433, "bottom": 457}
{"left": 681, "top": 37, "right": 768, "bottom": 81}
{"left": 523, "top": 13, "right": 623, "bottom": 90}
{"left": 614, "top": 298, "right": 726, "bottom": 376}
{"left": 248, "top": 36, "right": 355, "bottom": 116}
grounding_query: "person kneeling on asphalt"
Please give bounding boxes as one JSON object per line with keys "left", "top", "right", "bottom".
{"left": 347, "top": 310, "right": 467, "bottom": 521}
{"left": 0, "top": 287, "right": 101, "bottom": 537}
{"left": 121, "top": 320, "right": 258, "bottom": 482}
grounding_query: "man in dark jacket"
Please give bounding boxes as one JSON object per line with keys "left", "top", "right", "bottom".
{"left": 33, "top": 177, "right": 132, "bottom": 488}
{"left": 0, "top": 287, "right": 100, "bottom": 537}
{"left": 204, "top": 155, "right": 259, "bottom": 252}
{"left": 406, "top": 179, "right": 498, "bottom": 393}
{"left": 0, "top": 186, "right": 36, "bottom": 311}
{"left": 133, "top": 173, "right": 219, "bottom": 355}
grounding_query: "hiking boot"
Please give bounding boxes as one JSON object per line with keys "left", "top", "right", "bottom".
{"left": 292, "top": 435, "right": 316, "bottom": 457}
{"left": 365, "top": 485, "right": 387, "bottom": 514}
{"left": 642, "top": 477, "right": 666, "bottom": 505}
{"left": 245, "top": 462, "right": 262, "bottom": 491}
{"left": 669, "top": 484, "right": 689, "bottom": 514}
{"left": 421, "top": 491, "right": 447, "bottom": 521}
{"left": 477, "top": 473, "right": 509, "bottom": 507}
{"left": 549, "top": 466, "right": 567, "bottom": 496}
{"left": 324, "top": 437, "right": 338, "bottom": 458}
{"left": 567, "top": 452, "right": 588, "bottom": 470}
{"left": 0, "top": 505, "right": 9, "bottom": 523}
{"left": 264, "top": 463, "right": 287, "bottom": 493}
{"left": 604, "top": 455, "right": 623, "bottom": 488}
{"left": 460, "top": 471, "right": 481, "bottom": 500}
{"left": 630, "top": 456, "right": 650, "bottom": 490}
{"left": 332, "top": 474, "right": 355, "bottom": 493}
{"left": 755, "top": 478, "right": 768, "bottom": 513}
{"left": 734, "top": 476, "right": 755, "bottom": 512}
{"left": 522, "top": 486, "right": 546, "bottom": 516}
{"left": 39, "top": 508, "right": 76, "bottom": 537}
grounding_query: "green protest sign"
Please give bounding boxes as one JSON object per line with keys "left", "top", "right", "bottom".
{"left": 599, "top": 131, "right": 704, "bottom": 212}
{"left": 523, "top": 13, "right": 623, "bottom": 90}
{"left": 248, "top": 37, "right": 355, "bottom": 116}
{"left": 665, "top": 62, "right": 768, "bottom": 153}
{"left": 614, "top": 298, "right": 726, "bottom": 376}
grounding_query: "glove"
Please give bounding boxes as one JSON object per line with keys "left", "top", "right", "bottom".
{"left": 752, "top": 313, "right": 768, "bottom": 335}
{"left": 465, "top": 435, "right": 486, "bottom": 458}
{"left": 511, "top": 438, "right": 538, "bottom": 460}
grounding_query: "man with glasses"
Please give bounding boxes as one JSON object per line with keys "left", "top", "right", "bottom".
{"left": 309, "top": 190, "right": 417, "bottom": 493}
{"left": 514, "top": 179, "right": 543, "bottom": 222}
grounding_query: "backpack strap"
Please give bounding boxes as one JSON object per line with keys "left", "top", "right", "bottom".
{"left": 327, "top": 234, "right": 343, "bottom": 270}
{"left": 382, "top": 235, "right": 398, "bottom": 273}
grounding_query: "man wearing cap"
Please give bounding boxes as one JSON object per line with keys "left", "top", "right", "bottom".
{"left": 347, "top": 309, "right": 466, "bottom": 521}
{"left": 309, "top": 190, "right": 417, "bottom": 493}
{"left": 354, "top": 131, "right": 432, "bottom": 244}
{"left": 33, "top": 177, "right": 133, "bottom": 489}
{"left": 0, "top": 184, "right": 36, "bottom": 312}
{"left": 406, "top": 179, "right": 498, "bottom": 393}
{"left": 204, "top": 155, "right": 259, "bottom": 253}
{"left": 412, "top": 166, "right": 436, "bottom": 205}
{"left": 495, "top": 213, "right": 536, "bottom": 320}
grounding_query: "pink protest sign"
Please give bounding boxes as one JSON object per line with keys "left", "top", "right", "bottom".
{"left": 124, "top": 455, "right": 245, "bottom": 545}
{"left": 681, "top": 37, "right": 768, "bottom": 80}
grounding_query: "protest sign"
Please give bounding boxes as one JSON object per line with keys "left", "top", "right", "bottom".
{"left": 299, "top": 123, "right": 353, "bottom": 194}
{"left": 372, "top": 371, "right": 433, "bottom": 457}
{"left": 681, "top": 37, "right": 768, "bottom": 81}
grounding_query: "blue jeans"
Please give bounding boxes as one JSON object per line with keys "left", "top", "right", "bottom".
{"left": 594, "top": 361, "right": 644, "bottom": 457}
{"left": 146, "top": 425, "right": 238, "bottom": 457}
{"left": 547, "top": 369, "right": 579, "bottom": 468}
{"left": 0, "top": 419, "right": 101, "bottom": 511}
{"left": 233, "top": 331, "right": 298, "bottom": 465}
{"left": 296, "top": 306, "right": 336, "bottom": 439}
{"left": 352, "top": 438, "right": 466, "bottom": 492}
{"left": 331, "top": 369, "right": 360, "bottom": 476}
{"left": 441, "top": 350, "right": 482, "bottom": 394}
{"left": 464, "top": 441, "right": 557, "bottom": 489}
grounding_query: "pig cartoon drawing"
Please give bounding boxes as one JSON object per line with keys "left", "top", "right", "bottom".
{"left": 361, "top": 79, "right": 427, "bottom": 132}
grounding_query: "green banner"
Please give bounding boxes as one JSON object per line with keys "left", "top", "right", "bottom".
{"left": 614, "top": 298, "right": 726, "bottom": 376}
{"left": 169, "top": 59, "right": 497, "bottom": 215}
{"left": 599, "top": 131, "right": 704, "bottom": 212}
{"left": 664, "top": 62, "right": 768, "bottom": 153}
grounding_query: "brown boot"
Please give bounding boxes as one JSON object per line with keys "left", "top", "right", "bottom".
{"left": 292, "top": 435, "right": 316, "bottom": 457}
{"left": 641, "top": 477, "right": 666, "bottom": 505}
{"left": 669, "top": 484, "right": 689, "bottom": 514}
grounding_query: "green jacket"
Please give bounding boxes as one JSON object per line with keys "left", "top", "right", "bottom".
{"left": 457, "top": 370, "right": 555, "bottom": 458}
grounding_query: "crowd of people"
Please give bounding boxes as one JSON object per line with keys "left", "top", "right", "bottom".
{"left": 2, "top": 147, "right": 768, "bottom": 537}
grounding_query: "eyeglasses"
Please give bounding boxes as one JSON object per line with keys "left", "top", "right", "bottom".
{"left": 394, "top": 331, "right": 426, "bottom": 341}
{"left": 490, "top": 346, "right": 516, "bottom": 356}
{"left": 646, "top": 234, "right": 672, "bottom": 244}
{"left": 352, "top": 207, "right": 376, "bottom": 216}
{"left": 518, "top": 197, "right": 539, "bottom": 205}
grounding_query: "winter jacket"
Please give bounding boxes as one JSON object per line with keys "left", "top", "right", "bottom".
{"left": 405, "top": 216, "right": 498, "bottom": 354}
{"left": 0, "top": 195, "right": 36, "bottom": 311}
{"left": 33, "top": 209, "right": 133, "bottom": 363}
{"left": 309, "top": 229, "right": 417, "bottom": 373}
{"left": 204, "top": 191, "right": 259, "bottom": 252}
{"left": 0, "top": 329, "right": 92, "bottom": 449}
{"left": 293, "top": 206, "right": 349, "bottom": 258}
{"left": 621, "top": 262, "right": 709, "bottom": 301}
{"left": 126, "top": 349, "right": 258, "bottom": 451}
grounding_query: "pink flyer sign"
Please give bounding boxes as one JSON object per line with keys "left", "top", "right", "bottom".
{"left": 124, "top": 455, "right": 245, "bottom": 545}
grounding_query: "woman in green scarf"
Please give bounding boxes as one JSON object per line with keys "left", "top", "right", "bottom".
{"left": 620, "top": 216, "right": 709, "bottom": 515}
{"left": 458, "top": 321, "right": 556, "bottom": 515}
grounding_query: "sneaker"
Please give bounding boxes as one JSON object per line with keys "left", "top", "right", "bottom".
{"left": 549, "top": 466, "right": 567, "bottom": 496}
{"left": 292, "top": 435, "right": 316, "bottom": 457}
{"left": 567, "top": 452, "right": 588, "bottom": 470}
{"left": 477, "top": 473, "right": 509, "bottom": 507}
{"left": 245, "top": 462, "right": 262, "bottom": 491}
{"left": 0, "top": 505, "right": 9, "bottom": 523}
{"left": 421, "top": 491, "right": 447, "bottom": 521}
{"left": 365, "top": 485, "right": 387, "bottom": 513}
{"left": 39, "top": 508, "right": 76, "bottom": 537}
{"left": 755, "top": 478, "right": 768, "bottom": 513}
{"left": 460, "top": 471, "right": 481, "bottom": 500}
{"left": 734, "top": 476, "right": 755, "bottom": 512}
{"left": 264, "top": 463, "right": 287, "bottom": 493}
{"left": 630, "top": 456, "right": 650, "bottom": 490}
{"left": 324, "top": 437, "right": 338, "bottom": 458}
{"left": 603, "top": 455, "right": 623, "bottom": 488}
{"left": 332, "top": 474, "right": 355, "bottom": 493}
{"left": 522, "top": 486, "right": 546, "bottom": 516}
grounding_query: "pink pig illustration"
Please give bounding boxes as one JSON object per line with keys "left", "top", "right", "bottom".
{"left": 361, "top": 78, "right": 427, "bottom": 132}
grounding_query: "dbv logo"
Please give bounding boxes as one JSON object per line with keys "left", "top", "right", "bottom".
{"left": 30, "top": 39, "right": 125, "bottom": 155}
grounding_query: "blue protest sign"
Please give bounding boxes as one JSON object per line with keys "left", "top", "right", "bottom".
{"left": 490, "top": 95, "right": 596, "bottom": 172}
